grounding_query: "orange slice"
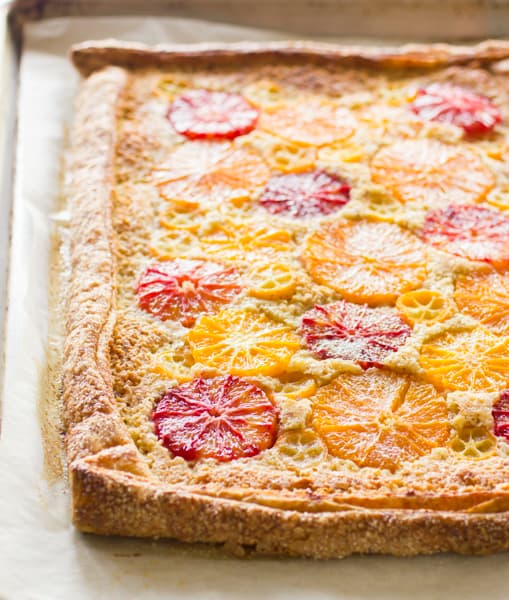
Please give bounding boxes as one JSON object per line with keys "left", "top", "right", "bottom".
{"left": 455, "top": 271, "right": 509, "bottom": 335}
{"left": 243, "top": 79, "right": 288, "bottom": 108}
{"left": 276, "top": 429, "right": 327, "bottom": 469}
{"left": 153, "top": 347, "right": 194, "bottom": 383}
{"left": 396, "top": 289, "right": 454, "bottom": 325}
{"left": 261, "top": 100, "right": 356, "bottom": 147}
{"left": 247, "top": 262, "right": 297, "bottom": 300}
{"left": 278, "top": 377, "right": 317, "bottom": 400}
{"left": 154, "top": 141, "right": 270, "bottom": 207}
{"left": 371, "top": 139, "right": 494, "bottom": 209}
{"left": 450, "top": 425, "right": 496, "bottom": 459}
{"left": 420, "top": 327, "right": 509, "bottom": 392}
{"left": 311, "top": 370, "right": 449, "bottom": 471}
{"left": 188, "top": 308, "right": 300, "bottom": 376}
{"left": 200, "top": 220, "right": 293, "bottom": 262}
{"left": 302, "top": 220, "right": 427, "bottom": 305}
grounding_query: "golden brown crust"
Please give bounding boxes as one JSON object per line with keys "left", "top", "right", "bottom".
{"left": 64, "top": 41, "right": 509, "bottom": 557}
{"left": 70, "top": 39, "right": 509, "bottom": 77}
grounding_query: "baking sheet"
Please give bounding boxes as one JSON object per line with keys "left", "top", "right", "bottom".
{"left": 2, "top": 14, "right": 509, "bottom": 600}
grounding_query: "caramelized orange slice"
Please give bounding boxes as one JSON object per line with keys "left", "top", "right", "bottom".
{"left": 247, "top": 262, "right": 297, "bottom": 300}
{"left": 371, "top": 139, "right": 494, "bottom": 209}
{"left": 455, "top": 271, "right": 509, "bottom": 335}
{"left": 201, "top": 220, "right": 293, "bottom": 262}
{"left": 312, "top": 370, "right": 449, "bottom": 471}
{"left": 188, "top": 308, "right": 300, "bottom": 376}
{"left": 420, "top": 327, "right": 509, "bottom": 392}
{"left": 154, "top": 141, "right": 270, "bottom": 207}
{"left": 302, "top": 220, "right": 427, "bottom": 305}
{"left": 261, "top": 100, "right": 356, "bottom": 147}
{"left": 396, "top": 289, "right": 454, "bottom": 325}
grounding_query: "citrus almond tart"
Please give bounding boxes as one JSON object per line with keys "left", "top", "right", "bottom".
{"left": 62, "top": 40, "right": 509, "bottom": 558}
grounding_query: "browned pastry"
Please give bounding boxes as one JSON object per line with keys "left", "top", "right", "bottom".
{"left": 62, "top": 40, "right": 509, "bottom": 557}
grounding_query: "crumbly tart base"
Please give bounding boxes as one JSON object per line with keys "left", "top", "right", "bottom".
{"left": 63, "top": 41, "right": 509, "bottom": 558}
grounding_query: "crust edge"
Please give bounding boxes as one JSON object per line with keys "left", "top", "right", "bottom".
{"left": 70, "top": 459, "right": 509, "bottom": 558}
{"left": 70, "top": 39, "right": 509, "bottom": 77}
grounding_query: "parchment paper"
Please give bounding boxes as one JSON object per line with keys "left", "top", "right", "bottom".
{"left": 2, "top": 15, "right": 509, "bottom": 600}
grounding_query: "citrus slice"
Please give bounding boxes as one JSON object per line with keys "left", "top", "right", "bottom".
{"left": 258, "top": 170, "right": 351, "bottom": 218}
{"left": 421, "top": 204, "right": 509, "bottom": 266}
{"left": 247, "top": 262, "right": 297, "bottom": 300}
{"left": 276, "top": 429, "right": 327, "bottom": 469}
{"left": 450, "top": 425, "right": 496, "bottom": 459}
{"left": 261, "top": 100, "right": 356, "bottom": 147}
{"left": 455, "top": 271, "right": 509, "bottom": 335}
{"left": 492, "top": 389, "right": 509, "bottom": 440}
{"left": 188, "top": 308, "right": 300, "bottom": 376}
{"left": 396, "top": 289, "right": 454, "bottom": 325}
{"left": 136, "top": 259, "right": 241, "bottom": 327}
{"left": 311, "top": 370, "right": 449, "bottom": 471}
{"left": 302, "top": 220, "right": 427, "bottom": 305}
{"left": 301, "top": 301, "right": 411, "bottom": 369}
{"left": 371, "top": 139, "right": 494, "bottom": 209}
{"left": 278, "top": 377, "right": 317, "bottom": 400}
{"left": 155, "top": 142, "right": 270, "bottom": 207}
{"left": 152, "top": 375, "right": 278, "bottom": 461}
{"left": 419, "top": 327, "right": 509, "bottom": 392}
{"left": 153, "top": 346, "right": 194, "bottom": 383}
{"left": 243, "top": 79, "right": 288, "bottom": 108}
{"left": 265, "top": 138, "right": 317, "bottom": 173}
{"left": 156, "top": 75, "right": 189, "bottom": 99}
{"left": 201, "top": 220, "right": 293, "bottom": 261}
{"left": 168, "top": 90, "right": 259, "bottom": 140}
{"left": 410, "top": 83, "right": 502, "bottom": 135}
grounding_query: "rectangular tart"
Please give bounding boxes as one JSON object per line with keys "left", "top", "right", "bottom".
{"left": 63, "top": 40, "right": 509, "bottom": 558}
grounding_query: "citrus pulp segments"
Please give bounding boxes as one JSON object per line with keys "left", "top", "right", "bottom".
{"left": 371, "top": 139, "right": 494, "bottom": 209}
{"left": 455, "top": 271, "right": 509, "bottom": 335}
{"left": 396, "top": 289, "right": 454, "bottom": 325}
{"left": 261, "top": 99, "right": 356, "bottom": 147}
{"left": 154, "top": 141, "right": 270, "bottom": 207}
{"left": 136, "top": 259, "right": 242, "bottom": 327}
{"left": 187, "top": 308, "right": 300, "bottom": 376}
{"left": 302, "top": 220, "right": 427, "bottom": 305}
{"left": 311, "top": 370, "right": 449, "bottom": 471}
{"left": 259, "top": 170, "right": 351, "bottom": 218}
{"left": 410, "top": 83, "right": 502, "bottom": 135}
{"left": 420, "top": 327, "right": 509, "bottom": 392}
{"left": 152, "top": 375, "right": 278, "bottom": 461}
{"left": 300, "top": 301, "right": 411, "bottom": 368}
{"left": 168, "top": 89, "right": 259, "bottom": 140}
{"left": 421, "top": 204, "right": 509, "bottom": 266}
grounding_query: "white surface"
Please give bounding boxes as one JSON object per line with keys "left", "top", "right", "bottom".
{"left": 1, "top": 15, "right": 509, "bottom": 600}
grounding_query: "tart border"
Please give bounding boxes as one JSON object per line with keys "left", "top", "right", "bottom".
{"left": 64, "top": 41, "right": 509, "bottom": 558}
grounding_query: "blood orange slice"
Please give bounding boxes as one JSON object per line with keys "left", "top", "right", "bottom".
{"left": 421, "top": 204, "right": 509, "bottom": 266}
{"left": 371, "top": 139, "right": 494, "bottom": 209}
{"left": 419, "top": 327, "right": 509, "bottom": 393}
{"left": 168, "top": 90, "right": 259, "bottom": 140}
{"left": 411, "top": 83, "right": 502, "bottom": 135}
{"left": 137, "top": 259, "right": 241, "bottom": 327}
{"left": 258, "top": 170, "right": 350, "bottom": 218}
{"left": 492, "top": 389, "right": 509, "bottom": 440}
{"left": 261, "top": 100, "right": 356, "bottom": 147}
{"left": 455, "top": 271, "right": 509, "bottom": 335}
{"left": 302, "top": 220, "right": 427, "bottom": 305}
{"left": 301, "top": 301, "right": 411, "bottom": 369}
{"left": 152, "top": 375, "right": 278, "bottom": 461}
{"left": 311, "top": 370, "right": 449, "bottom": 471}
{"left": 188, "top": 308, "right": 300, "bottom": 376}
